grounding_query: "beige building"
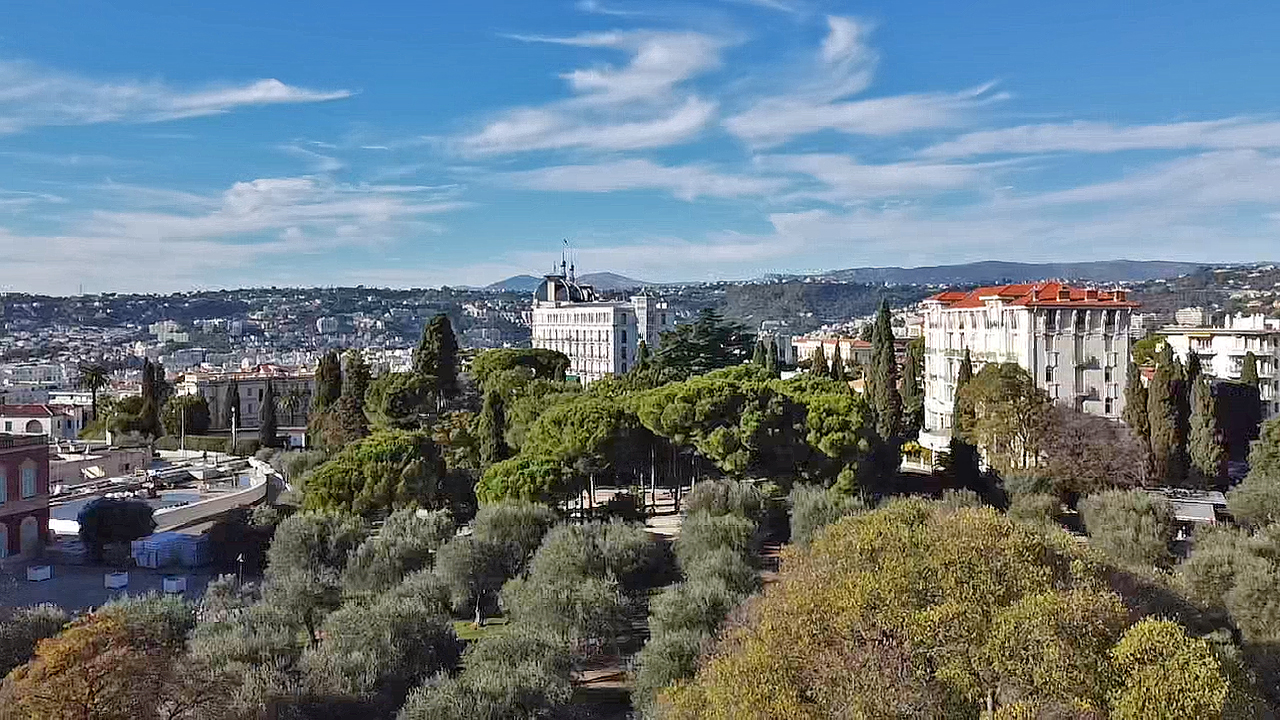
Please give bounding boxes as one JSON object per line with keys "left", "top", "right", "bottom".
{"left": 177, "top": 364, "right": 315, "bottom": 432}
{"left": 919, "top": 283, "right": 1138, "bottom": 456}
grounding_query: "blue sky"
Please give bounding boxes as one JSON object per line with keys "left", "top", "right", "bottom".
{"left": 3, "top": 0, "right": 1279, "bottom": 294}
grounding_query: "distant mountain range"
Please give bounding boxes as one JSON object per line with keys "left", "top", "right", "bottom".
{"left": 772, "top": 260, "right": 1214, "bottom": 286}
{"left": 487, "top": 272, "right": 649, "bottom": 292}
{"left": 487, "top": 260, "right": 1216, "bottom": 293}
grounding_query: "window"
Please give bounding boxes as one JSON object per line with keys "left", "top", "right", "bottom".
{"left": 2, "top": 422, "right": 9, "bottom": 432}
{"left": 1104, "top": 367, "right": 1114, "bottom": 383}
{"left": 1045, "top": 366, "right": 1055, "bottom": 382}
{"left": 1105, "top": 397, "right": 1114, "bottom": 415}
{"left": 21, "top": 465, "right": 36, "bottom": 499}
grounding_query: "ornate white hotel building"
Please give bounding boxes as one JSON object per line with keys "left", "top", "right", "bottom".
{"left": 918, "top": 283, "right": 1138, "bottom": 456}
{"left": 530, "top": 266, "right": 673, "bottom": 385}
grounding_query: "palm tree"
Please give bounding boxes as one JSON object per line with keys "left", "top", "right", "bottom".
{"left": 78, "top": 364, "right": 110, "bottom": 422}
{"left": 281, "top": 386, "right": 308, "bottom": 427}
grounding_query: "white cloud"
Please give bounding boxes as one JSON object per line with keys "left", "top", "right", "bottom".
{"left": 0, "top": 176, "right": 467, "bottom": 293}
{"left": 720, "top": 0, "right": 805, "bottom": 15}
{"left": 461, "top": 96, "right": 716, "bottom": 154}
{"left": 460, "top": 30, "right": 724, "bottom": 155}
{"left": 510, "top": 158, "right": 787, "bottom": 200}
{"left": 724, "top": 17, "right": 1003, "bottom": 146}
{"left": 920, "top": 118, "right": 1280, "bottom": 158}
{"left": 761, "top": 153, "right": 987, "bottom": 201}
{"left": 0, "top": 61, "right": 351, "bottom": 133}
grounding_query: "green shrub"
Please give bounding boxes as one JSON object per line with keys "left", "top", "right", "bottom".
{"left": 675, "top": 512, "right": 757, "bottom": 570}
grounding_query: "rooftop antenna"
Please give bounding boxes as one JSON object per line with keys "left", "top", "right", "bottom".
{"left": 560, "top": 238, "right": 568, "bottom": 278}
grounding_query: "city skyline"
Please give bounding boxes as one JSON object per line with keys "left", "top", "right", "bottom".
{"left": 3, "top": 1, "right": 1280, "bottom": 294}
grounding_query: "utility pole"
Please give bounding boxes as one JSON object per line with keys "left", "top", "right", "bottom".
{"left": 231, "top": 406, "right": 238, "bottom": 455}
{"left": 180, "top": 401, "right": 186, "bottom": 454}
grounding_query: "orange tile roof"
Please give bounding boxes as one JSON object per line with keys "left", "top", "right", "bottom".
{"left": 926, "top": 282, "right": 1139, "bottom": 309}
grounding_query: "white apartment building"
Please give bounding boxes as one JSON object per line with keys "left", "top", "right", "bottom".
{"left": 919, "top": 283, "right": 1137, "bottom": 457}
{"left": 530, "top": 267, "right": 673, "bottom": 384}
{"left": 1158, "top": 314, "right": 1280, "bottom": 419}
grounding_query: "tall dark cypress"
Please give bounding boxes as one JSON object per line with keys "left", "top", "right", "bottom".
{"left": 313, "top": 350, "right": 343, "bottom": 411}
{"left": 477, "top": 389, "right": 509, "bottom": 467}
{"left": 869, "top": 300, "right": 902, "bottom": 442}
{"left": 225, "top": 379, "right": 241, "bottom": 429}
{"left": 338, "top": 351, "right": 371, "bottom": 443}
{"left": 766, "top": 338, "right": 780, "bottom": 376}
{"left": 416, "top": 314, "right": 459, "bottom": 398}
{"left": 810, "top": 344, "right": 829, "bottom": 378}
{"left": 1185, "top": 351, "right": 1203, "bottom": 388}
{"left": 949, "top": 348, "right": 981, "bottom": 491}
{"left": 1148, "top": 343, "right": 1188, "bottom": 484}
{"left": 259, "top": 381, "right": 279, "bottom": 448}
{"left": 1188, "top": 377, "right": 1225, "bottom": 486}
{"left": 1241, "top": 351, "right": 1261, "bottom": 388}
{"left": 1122, "top": 361, "right": 1149, "bottom": 439}
{"left": 752, "top": 340, "right": 768, "bottom": 367}
{"left": 139, "top": 359, "right": 163, "bottom": 438}
{"left": 900, "top": 337, "right": 925, "bottom": 440}
{"left": 830, "top": 343, "right": 846, "bottom": 381}
{"left": 634, "top": 340, "right": 651, "bottom": 374}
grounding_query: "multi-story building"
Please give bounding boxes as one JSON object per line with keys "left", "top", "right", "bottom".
{"left": 1158, "top": 314, "right": 1280, "bottom": 418}
{"left": 918, "top": 283, "right": 1138, "bottom": 457}
{"left": 149, "top": 320, "right": 191, "bottom": 344}
{"left": 530, "top": 266, "right": 674, "bottom": 384}
{"left": 176, "top": 364, "right": 316, "bottom": 433}
{"left": 0, "top": 434, "right": 50, "bottom": 561}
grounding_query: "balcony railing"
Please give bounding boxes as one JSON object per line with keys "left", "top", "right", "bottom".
{"left": 0, "top": 433, "right": 47, "bottom": 450}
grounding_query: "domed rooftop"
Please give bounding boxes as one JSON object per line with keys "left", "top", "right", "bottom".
{"left": 534, "top": 275, "right": 597, "bottom": 304}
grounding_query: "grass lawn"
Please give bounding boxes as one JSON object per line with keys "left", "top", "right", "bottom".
{"left": 453, "top": 617, "right": 509, "bottom": 641}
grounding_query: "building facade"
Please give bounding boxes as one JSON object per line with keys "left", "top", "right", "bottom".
{"left": 1158, "top": 314, "right": 1280, "bottom": 419}
{"left": 530, "top": 268, "right": 673, "bottom": 385}
{"left": 0, "top": 405, "right": 81, "bottom": 439}
{"left": 919, "top": 283, "right": 1137, "bottom": 455}
{"left": 176, "top": 364, "right": 316, "bottom": 432}
{"left": 0, "top": 434, "right": 50, "bottom": 560}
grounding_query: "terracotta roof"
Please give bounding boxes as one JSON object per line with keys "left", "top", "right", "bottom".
{"left": 0, "top": 404, "right": 69, "bottom": 418}
{"left": 925, "top": 282, "right": 1139, "bottom": 310}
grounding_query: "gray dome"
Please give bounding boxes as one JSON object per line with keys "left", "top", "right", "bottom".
{"left": 534, "top": 276, "right": 595, "bottom": 303}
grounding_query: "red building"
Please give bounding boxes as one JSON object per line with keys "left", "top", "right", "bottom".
{"left": 0, "top": 433, "right": 50, "bottom": 560}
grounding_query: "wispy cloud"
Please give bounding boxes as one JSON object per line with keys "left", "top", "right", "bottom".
{"left": 459, "top": 30, "right": 725, "bottom": 155}
{"left": 720, "top": 0, "right": 805, "bottom": 15}
{"left": 0, "top": 61, "right": 352, "bottom": 133}
{"left": 724, "top": 17, "right": 1004, "bottom": 147}
{"left": 510, "top": 158, "right": 787, "bottom": 200}
{"left": 762, "top": 153, "right": 988, "bottom": 202}
{"left": 919, "top": 118, "right": 1280, "bottom": 158}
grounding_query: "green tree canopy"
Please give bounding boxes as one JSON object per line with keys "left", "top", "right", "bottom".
{"left": 1149, "top": 343, "right": 1189, "bottom": 484}
{"left": 1241, "top": 351, "right": 1261, "bottom": 388}
{"left": 366, "top": 371, "right": 435, "bottom": 431}
{"left": 1079, "top": 489, "right": 1175, "bottom": 569}
{"left": 303, "top": 430, "right": 448, "bottom": 516}
{"left": 654, "top": 308, "right": 754, "bottom": 378}
{"left": 77, "top": 497, "right": 156, "bottom": 562}
{"left": 658, "top": 501, "right": 1238, "bottom": 719}
{"left": 470, "top": 348, "right": 570, "bottom": 391}
{"left": 161, "top": 393, "right": 211, "bottom": 437}
{"left": 956, "top": 362, "right": 1051, "bottom": 474}
{"left": 259, "top": 380, "right": 280, "bottom": 448}
{"left": 313, "top": 350, "right": 343, "bottom": 411}
{"left": 1189, "top": 378, "right": 1226, "bottom": 484}
{"left": 415, "top": 313, "right": 460, "bottom": 398}
{"left": 1227, "top": 418, "right": 1280, "bottom": 528}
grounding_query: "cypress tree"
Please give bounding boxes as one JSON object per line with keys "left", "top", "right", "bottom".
{"left": 259, "top": 381, "right": 279, "bottom": 448}
{"left": 225, "top": 379, "right": 241, "bottom": 430}
{"left": 634, "top": 340, "right": 651, "bottom": 374}
{"left": 313, "top": 350, "right": 342, "bottom": 411}
{"left": 477, "top": 389, "right": 509, "bottom": 467}
{"left": 900, "top": 337, "right": 924, "bottom": 440}
{"left": 1185, "top": 351, "right": 1203, "bottom": 388}
{"left": 1148, "top": 344, "right": 1188, "bottom": 484}
{"left": 949, "top": 349, "right": 981, "bottom": 491}
{"left": 766, "top": 338, "right": 780, "bottom": 376}
{"left": 830, "top": 343, "right": 846, "bottom": 381}
{"left": 752, "top": 340, "right": 767, "bottom": 367}
{"left": 810, "top": 344, "right": 829, "bottom": 377}
{"left": 1122, "top": 362, "right": 1149, "bottom": 439}
{"left": 337, "top": 351, "right": 371, "bottom": 444}
{"left": 869, "top": 300, "right": 902, "bottom": 442}
{"left": 1188, "top": 377, "right": 1225, "bottom": 486}
{"left": 1241, "top": 351, "right": 1261, "bottom": 388}
{"left": 139, "top": 359, "right": 163, "bottom": 438}
{"left": 415, "top": 314, "right": 459, "bottom": 398}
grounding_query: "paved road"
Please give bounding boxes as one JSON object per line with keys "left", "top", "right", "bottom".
{"left": 0, "top": 563, "right": 221, "bottom": 611}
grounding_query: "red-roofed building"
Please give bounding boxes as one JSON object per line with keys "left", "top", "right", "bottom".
{"left": 0, "top": 405, "right": 81, "bottom": 440}
{"left": 917, "top": 283, "right": 1140, "bottom": 457}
